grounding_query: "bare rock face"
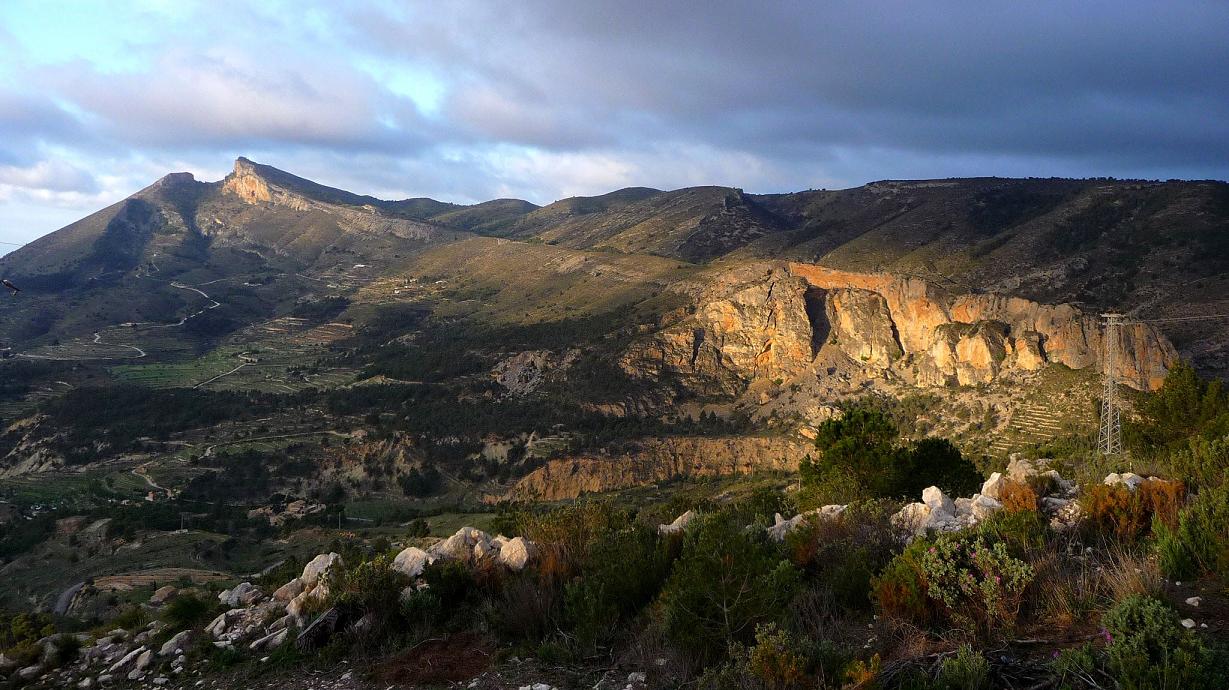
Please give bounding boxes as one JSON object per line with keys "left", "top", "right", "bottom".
{"left": 621, "top": 268, "right": 817, "bottom": 394}
{"left": 826, "top": 288, "right": 901, "bottom": 369}
{"left": 505, "top": 435, "right": 811, "bottom": 501}
{"left": 623, "top": 261, "right": 1175, "bottom": 398}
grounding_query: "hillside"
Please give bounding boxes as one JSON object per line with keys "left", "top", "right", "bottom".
{"left": 0, "top": 160, "right": 1224, "bottom": 502}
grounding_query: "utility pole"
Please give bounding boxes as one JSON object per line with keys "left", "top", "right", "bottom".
{"left": 1098, "top": 313, "right": 1124, "bottom": 456}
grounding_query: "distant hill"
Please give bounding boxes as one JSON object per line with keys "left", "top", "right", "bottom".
{"left": 2, "top": 160, "right": 1227, "bottom": 375}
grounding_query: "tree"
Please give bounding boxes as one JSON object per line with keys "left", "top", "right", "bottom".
{"left": 659, "top": 512, "right": 800, "bottom": 661}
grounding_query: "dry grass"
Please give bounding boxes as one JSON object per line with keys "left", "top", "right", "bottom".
{"left": 999, "top": 480, "right": 1039, "bottom": 513}
{"left": 1099, "top": 547, "right": 1162, "bottom": 601}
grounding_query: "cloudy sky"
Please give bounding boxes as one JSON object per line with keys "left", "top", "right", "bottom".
{"left": 1, "top": 0, "right": 1228, "bottom": 253}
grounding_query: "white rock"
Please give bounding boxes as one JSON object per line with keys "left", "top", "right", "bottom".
{"left": 1006, "top": 454, "right": 1049, "bottom": 482}
{"left": 1120, "top": 473, "right": 1146, "bottom": 491}
{"left": 980, "top": 472, "right": 1005, "bottom": 500}
{"left": 1186, "top": 596, "right": 1202, "bottom": 607}
{"left": 272, "top": 577, "right": 305, "bottom": 602}
{"left": 1181, "top": 618, "right": 1196, "bottom": 629}
{"left": 204, "top": 612, "right": 230, "bottom": 638}
{"left": 392, "top": 547, "right": 432, "bottom": 578}
{"left": 301, "top": 553, "right": 342, "bottom": 587}
{"left": 970, "top": 494, "right": 1003, "bottom": 520}
{"left": 134, "top": 648, "right": 152, "bottom": 671}
{"left": 497, "top": 537, "right": 536, "bottom": 571}
{"left": 658, "top": 510, "right": 695, "bottom": 535}
{"left": 428, "top": 527, "right": 492, "bottom": 562}
{"left": 126, "top": 669, "right": 142, "bottom": 680}
{"left": 249, "top": 628, "right": 288, "bottom": 652}
{"left": 17, "top": 664, "right": 43, "bottom": 681}
{"left": 159, "top": 631, "right": 192, "bottom": 657}
{"left": 107, "top": 646, "right": 146, "bottom": 674}
{"left": 922, "top": 486, "right": 955, "bottom": 517}
{"left": 892, "top": 503, "right": 932, "bottom": 534}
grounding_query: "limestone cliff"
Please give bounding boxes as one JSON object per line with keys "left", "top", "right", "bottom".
{"left": 506, "top": 435, "right": 810, "bottom": 501}
{"left": 622, "top": 262, "right": 1176, "bottom": 395}
{"left": 619, "top": 268, "right": 818, "bottom": 395}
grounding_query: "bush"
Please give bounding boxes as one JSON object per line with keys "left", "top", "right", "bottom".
{"left": 1082, "top": 479, "right": 1185, "bottom": 542}
{"left": 997, "top": 479, "right": 1038, "bottom": 513}
{"left": 976, "top": 509, "right": 1049, "bottom": 558}
{"left": 564, "top": 524, "right": 674, "bottom": 649}
{"left": 659, "top": 512, "right": 800, "bottom": 661}
{"left": 799, "top": 407, "right": 982, "bottom": 506}
{"left": 917, "top": 532, "right": 1034, "bottom": 639}
{"left": 327, "top": 555, "right": 412, "bottom": 626}
{"left": 698, "top": 623, "right": 810, "bottom": 690}
{"left": 936, "top": 645, "right": 990, "bottom": 690}
{"left": 1050, "top": 643, "right": 1097, "bottom": 688}
{"left": 162, "top": 593, "right": 216, "bottom": 631}
{"left": 1154, "top": 483, "right": 1229, "bottom": 579}
{"left": 1102, "top": 594, "right": 1217, "bottom": 690}
{"left": 871, "top": 540, "right": 932, "bottom": 626}
{"left": 786, "top": 501, "right": 898, "bottom": 613}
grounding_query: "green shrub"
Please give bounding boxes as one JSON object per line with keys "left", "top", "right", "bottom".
{"left": 110, "top": 606, "right": 150, "bottom": 631}
{"left": 917, "top": 533, "right": 1033, "bottom": 639}
{"left": 787, "top": 501, "right": 898, "bottom": 613}
{"left": 659, "top": 512, "right": 800, "bottom": 661}
{"left": 327, "top": 555, "right": 411, "bottom": 623}
{"left": 871, "top": 540, "right": 932, "bottom": 625}
{"left": 1103, "top": 595, "right": 1217, "bottom": 690}
{"left": 799, "top": 407, "right": 981, "bottom": 506}
{"left": 936, "top": 645, "right": 990, "bottom": 690}
{"left": 698, "top": 623, "right": 810, "bottom": 690}
{"left": 1050, "top": 643, "right": 1097, "bottom": 688}
{"left": 1153, "top": 483, "right": 1229, "bottom": 579}
{"left": 162, "top": 593, "right": 216, "bottom": 631}
{"left": 50, "top": 633, "right": 82, "bottom": 667}
{"left": 976, "top": 509, "right": 1049, "bottom": 558}
{"left": 564, "top": 524, "right": 673, "bottom": 649}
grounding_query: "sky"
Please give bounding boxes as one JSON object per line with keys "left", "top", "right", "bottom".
{"left": 1, "top": 0, "right": 1228, "bottom": 254}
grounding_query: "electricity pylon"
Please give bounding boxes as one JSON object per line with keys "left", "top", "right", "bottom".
{"left": 1098, "top": 313, "right": 1124, "bottom": 456}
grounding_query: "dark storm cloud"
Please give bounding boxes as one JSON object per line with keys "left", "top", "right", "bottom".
{"left": 2, "top": 0, "right": 1228, "bottom": 250}
{"left": 341, "top": 0, "right": 1229, "bottom": 178}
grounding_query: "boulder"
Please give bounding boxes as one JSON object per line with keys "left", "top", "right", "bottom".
{"left": 658, "top": 510, "right": 695, "bottom": 535}
{"left": 970, "top": 494, "right": 1002, "bottom": 520}
{"left": 892, "top": 503, "right": 933, "bottom": 535}
{"left": 1006, "top": 454, "right": 1050, "bottom": 482}
{"left": 427, "top": 527, "right": 492, "bottom": 562}
{"left": 18, "top": 664, "right": 43, "bottom": 681}
{"left": 107, "top": 646, "right": 146, "bottom": 674}
{"left": 149, "top": 586, "right": 177, "bottom": 606}
{"left": 205, "top": 612, "right": 231, "bottom": 638}
{"left": 272, "top": 577, "right": 305, "bottom": 602}
{"left": 249, "top": 628, "right": 288, "bottom": 652}
{"left": 134, "top": 649, "right": 153, "bottom": 672}
{"left": 301, "top": 553, "right": 342, "bottom": 587}
{"left": 218, "top": 581, "right": 262, "bottom": 608}
{"left": 980, "top": 472, "right": 1005, "bottom": 501}
{"left": 158, "top": 630, "right": 192, "bottom": 657}
{"left": 497, "top": 537, "right": 535, "bottom": 571}
{"left": 922, "top": 486, "right": 955, "bottom": 517}
{"left": 392, "top": 547, "right": 432, "bottom": 578}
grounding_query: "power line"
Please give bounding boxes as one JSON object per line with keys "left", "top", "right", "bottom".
{"left": 1098, "top": 313, "right": 1124, "bottom": 456}
{"left": 0, "top": 240, "right": 25, "bottom": 246}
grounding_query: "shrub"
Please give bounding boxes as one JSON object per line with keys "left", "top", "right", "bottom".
{"left": 1102, "top": 594, "right": 1217, "bottom": 690}
{"left": 1153, "top": 483, "right": 1229, "bottom": 579}
{"left": 1050, "top": 643, "right": 1097, "bottom": 688}
{"left": 518, "top": 500, "right": 630, "bottom": 580}
{"left": 871, "top": 540, "right": 932, "bottom": 626}
{"left": 564, "top": 524, "right": 673, "bottom": 649}
{"left": 698, "top": 623, "right": 810, "bottom": 690}
{"left": 997, "top": 479, "right": 1038, "bottom": 513}
{"left": 799, "top": 408, "right": 982, "bottom": 506}
{"left": 936, "top": 645, "right": 991, "bottom": 690}
{"left": 659, "top": 512, "right": 800, "bottom": 661}
{"left": 786, "top": 501, "right": 898, "bottom": 612}
{"left": 163, "top": 593, "right": 216, "bottom": 631}
{"left": 1082, "top": 479, "right": 1185, "bottom": 542}
{"left": 327, "top": 555, "right": 412, "bottom": 625}
{"left": 917, "top": 533, "right": 1034, "bottom": 639}
{"left": 976, "top": 509, "right": 1048, "bottom": 558}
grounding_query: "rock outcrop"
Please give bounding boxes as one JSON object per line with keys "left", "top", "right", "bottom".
{"left": 623, "top": 262, "right": 1176, "bottom": 395}
{"left": 505, "top": 435, "right": 811, "bottom": 501}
